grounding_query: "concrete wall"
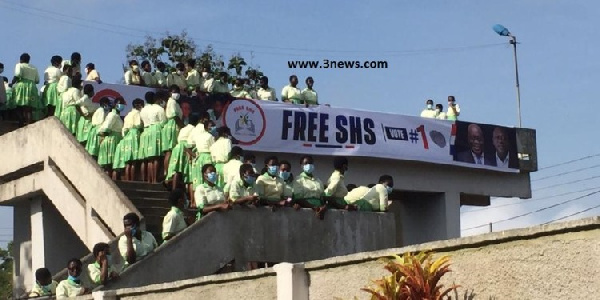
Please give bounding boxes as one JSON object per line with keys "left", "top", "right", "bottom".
{"left": 107, "top": 207, "right": 396, "bottom": 290}
{"left": 93, "top": 217, "right": 600, "bottom": 300}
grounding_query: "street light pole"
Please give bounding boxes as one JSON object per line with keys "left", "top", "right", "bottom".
{"left": 493, "top": 24, "right": 522, "bottom": 128}
{"left": 509, "top": 35, "right": 522, "bottom": 128}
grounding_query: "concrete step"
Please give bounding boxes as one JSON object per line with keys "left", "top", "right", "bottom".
{"left": 116, "top": 181, "right": 168, "bottom": 192}
{"left": 129, "top": 198, "right": 171, "bottom": 209}
{"left": 124, "top": 190, "right": 171, "bottom": 200}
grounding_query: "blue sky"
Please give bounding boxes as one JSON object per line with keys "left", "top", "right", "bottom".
{"left": 1, "top": 0, "right": 600, "bottom": 246}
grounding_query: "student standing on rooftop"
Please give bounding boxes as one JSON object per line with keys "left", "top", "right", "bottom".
{"left": 446, "top": 95, "right": 460, "bottom": 120}
{"left": 420, "top": 99, "right": 436, "bottom": 118}
{"left": 281, "top": 75, "right": 303, "bottom": 104}
{"left": 256, "top": 76, "right": 276, "bottom": 101}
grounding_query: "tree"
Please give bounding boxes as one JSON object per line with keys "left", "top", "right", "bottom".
{"left": 0, "top": 242, "right": 13, "bottom": 299}
{"left": 126, "top": 31, "right": 264, "bottom": 84}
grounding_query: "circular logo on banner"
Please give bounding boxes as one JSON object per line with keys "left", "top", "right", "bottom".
{"left": 223, "top": 99, "right": 266, "bottom": 145}
{"left": 92, "top": 88, "right": 125, "bottom": 104}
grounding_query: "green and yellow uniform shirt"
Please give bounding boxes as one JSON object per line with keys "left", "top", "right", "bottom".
{"left": 228, "top": 178, "right": 257, "bottom": 202}
{"left": 87, "top": 262, "right": 119, "bottom": 288}
{"left": 55, "top": 279, "right": 85, "bottom": 299}
{"left": 255, "top": 173, "right": 284, "bottom": 201}
{"left": 118, "top": 231, "right": 158, "bottom": 269}
{"left": 301, "top": 88, "right": 318, "bottom": 105}
{"left": 324, "top": 170, "right": 348, "bottom": 199}
{"left": 29, "top": 280, "right": 58, "bottom": 298}
{"left": 162, "top": 206, "right": 187, "bottom": 240}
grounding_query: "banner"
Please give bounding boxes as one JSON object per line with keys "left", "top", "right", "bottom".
{"left": 223, "top": 99, "right": 519, "bottom": 173}
{"left": 81, "top": 82, "right": 520, "bottom": 173}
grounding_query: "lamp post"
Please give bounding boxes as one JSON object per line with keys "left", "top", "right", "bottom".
{"left": 493, "top": 24, "right": 522, "bottom": 128}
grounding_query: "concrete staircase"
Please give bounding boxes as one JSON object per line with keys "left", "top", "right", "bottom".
{"left": 115, "top": 181, "right": 171, "bottom": 242}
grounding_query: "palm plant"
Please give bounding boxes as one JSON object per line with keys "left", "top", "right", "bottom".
{"left": 362, "top": 252, "right": 459, "bottom": 300}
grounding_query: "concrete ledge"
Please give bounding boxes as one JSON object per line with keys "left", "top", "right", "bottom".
{"left": 303, "top": 216, "right": 600, "bottom": 270}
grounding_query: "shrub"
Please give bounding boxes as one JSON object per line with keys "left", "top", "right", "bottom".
{"left": 361, "top": 252, "right": 459, "bottom": 300}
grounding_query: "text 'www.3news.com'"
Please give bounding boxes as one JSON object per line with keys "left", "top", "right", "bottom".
{"left": 288, "top": 59, "right": 388, "bottom": 69}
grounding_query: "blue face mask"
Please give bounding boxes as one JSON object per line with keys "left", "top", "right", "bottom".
{"left": 206, "top": 172, "right": 217, "bottom": 183}
{"left": 244, "top": 175, "right": 256, "bottom": 186}
{"left": 184, "top": 196, "right": 190, "bottom": 209}
{"left": 209, "top": 127, "right": 217, "bottom": 136}
{"left": 130, "top": 225, "right": 137, "bottom": 237}
{"left": 116, "top": 103, "right": 125, "bottom": 111}
{"left": 303, "top": 164, "right": 315, "bottom": 174}
{"left": 68, "top": 275, "right": 80, "bottom": 282}
{"left": 103, "top": 106, "right": 110, "bottom": 112}
{"left": 267, "top": 165, "right": 278, "bottom": 176}
{"left": 106, "top": 254, "right": 113, "bottom": 263}
{"left": 427, "top": 104, "right": 433, "bottom": 109}
{"left": 385, "top": 185, "right": 393, "bottom": 194}
{"left": 279, "top": 171, "right": 291, "bottom": 181}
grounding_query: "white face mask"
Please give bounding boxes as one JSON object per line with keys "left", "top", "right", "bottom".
{"left": 171, "top": 93, "right": 180, "bottom": 100}
{"left": 177, "top": 70, "right": 183, "bottom": 76}
{"left": 435, "top": 108, "right": 441, "bottom": 113}
{"left": 132, "top": 65, "right": 139, "bottom": 72}
{"left": 201, "top": 72, "right": 209, "bottom": 79}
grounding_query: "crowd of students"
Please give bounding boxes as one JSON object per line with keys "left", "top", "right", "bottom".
{"left": 3, "top": 52, "right": 398, "bottom": 298}
{"left": 0, "top": 52, "right": 322, "bottom": 128}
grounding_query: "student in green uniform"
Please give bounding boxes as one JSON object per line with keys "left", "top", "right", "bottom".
{"left": 255, "top": 156, "right": 286, "bottom": 209}
{"left": 56, "top": 259, "right": 89, "bottom": 299}
{"left": 86, "top": 97, "right": 109, "bottom": 160}
{"left": 344, "top": 175, "right": 394, "bottom": 212}
{"left": 54, "top": 64, "right": 72, "bottom": 118}
{"left": 188, "top": 119, "right": 216, "bottom": 193}
{"left": 194, "top": 163, "right": 231, "bottom": 220}
{"left": 59, "top": 77, "right": 82, "bottom": 134}
{"left": 142, "top": 90, "right": 168, "bottom": 184}
{"left": 165, "top": 114, "right": 199, "bottom": 192}
{"left": 12, "top": 53, "right": 40, "bottom": 126}
{"left": 43, "top": 55, "right": 63, "bottom": 117}
{"left": 292, "top": 155, "right": 327, "bottom": 219}
{"left": 162, "top": 188, "right": 190, "bottom": 241}
{"left": 279, "top": 160, "right": 294, "bottom": 204}
{"left": 98, "top": 97, "right": 124, "bottom": 180}
{"left": 226, "top": 163, "right": 259, "bottom": 205}
{"left": 119, "top": 213, "right": 158, "bottom": 268}
{"left": 324, "top": 156, "right": 356, "bottom": 210}
{"left": 74, "top": 84, "right": 96, "bottom": 144}
{"left": 29, "top": 268, "right": 58, "bottom": 298}
{"left": 230, "top": 78, "right": 252, "bottom": 99}
{"left": 210, "top": 127, "right": 233, "bottom": 189}
{"left": 162, "top": 85, "right": 184, "bottom": 176}
{"left": 116, "top": 99, "right": 144, "bottom": 181}
{"left": 222, "top": 146, "right": 244, "bottom": 192}
{"left": 87, "top": 243, "right": 119, "bottom": 289}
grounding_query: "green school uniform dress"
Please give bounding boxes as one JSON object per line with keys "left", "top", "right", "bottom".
{"left": 114, "top": 110, "right": 142, "bottom": 169}
{"left": 59, "top": 87, "right": 81, "bottom": 134}
{"left": 86, "top": 108, "right": 106, "bottom": 157}
{"left": 75, "top": 95, "right": 96, "bottom": 143}
{"left": 42, "top": 66, "right": 61, "bottom": 108}
{"left": 161, "top": 97, "right": 183, "bottom": 152}
{"left": 166, "top": 124, "right": 195, "bottom": 183}
{"left": 12, "top": 63, "right": 40, "bottom": 108}
{"left": 54, "top": 75, "right": 71, "bottom": 118}
{"left": 97, "top": 109, "right": 123, "bottom": 167}
{"left": 139, "top": 104, "right": 166, "bottom": 159}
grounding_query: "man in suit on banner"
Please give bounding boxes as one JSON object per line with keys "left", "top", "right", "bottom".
{"left": 491, "top": 126, "right": 518, "bottom": 169}
{"left": 456, "top": 123, "right": 495, "bottom": 166}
